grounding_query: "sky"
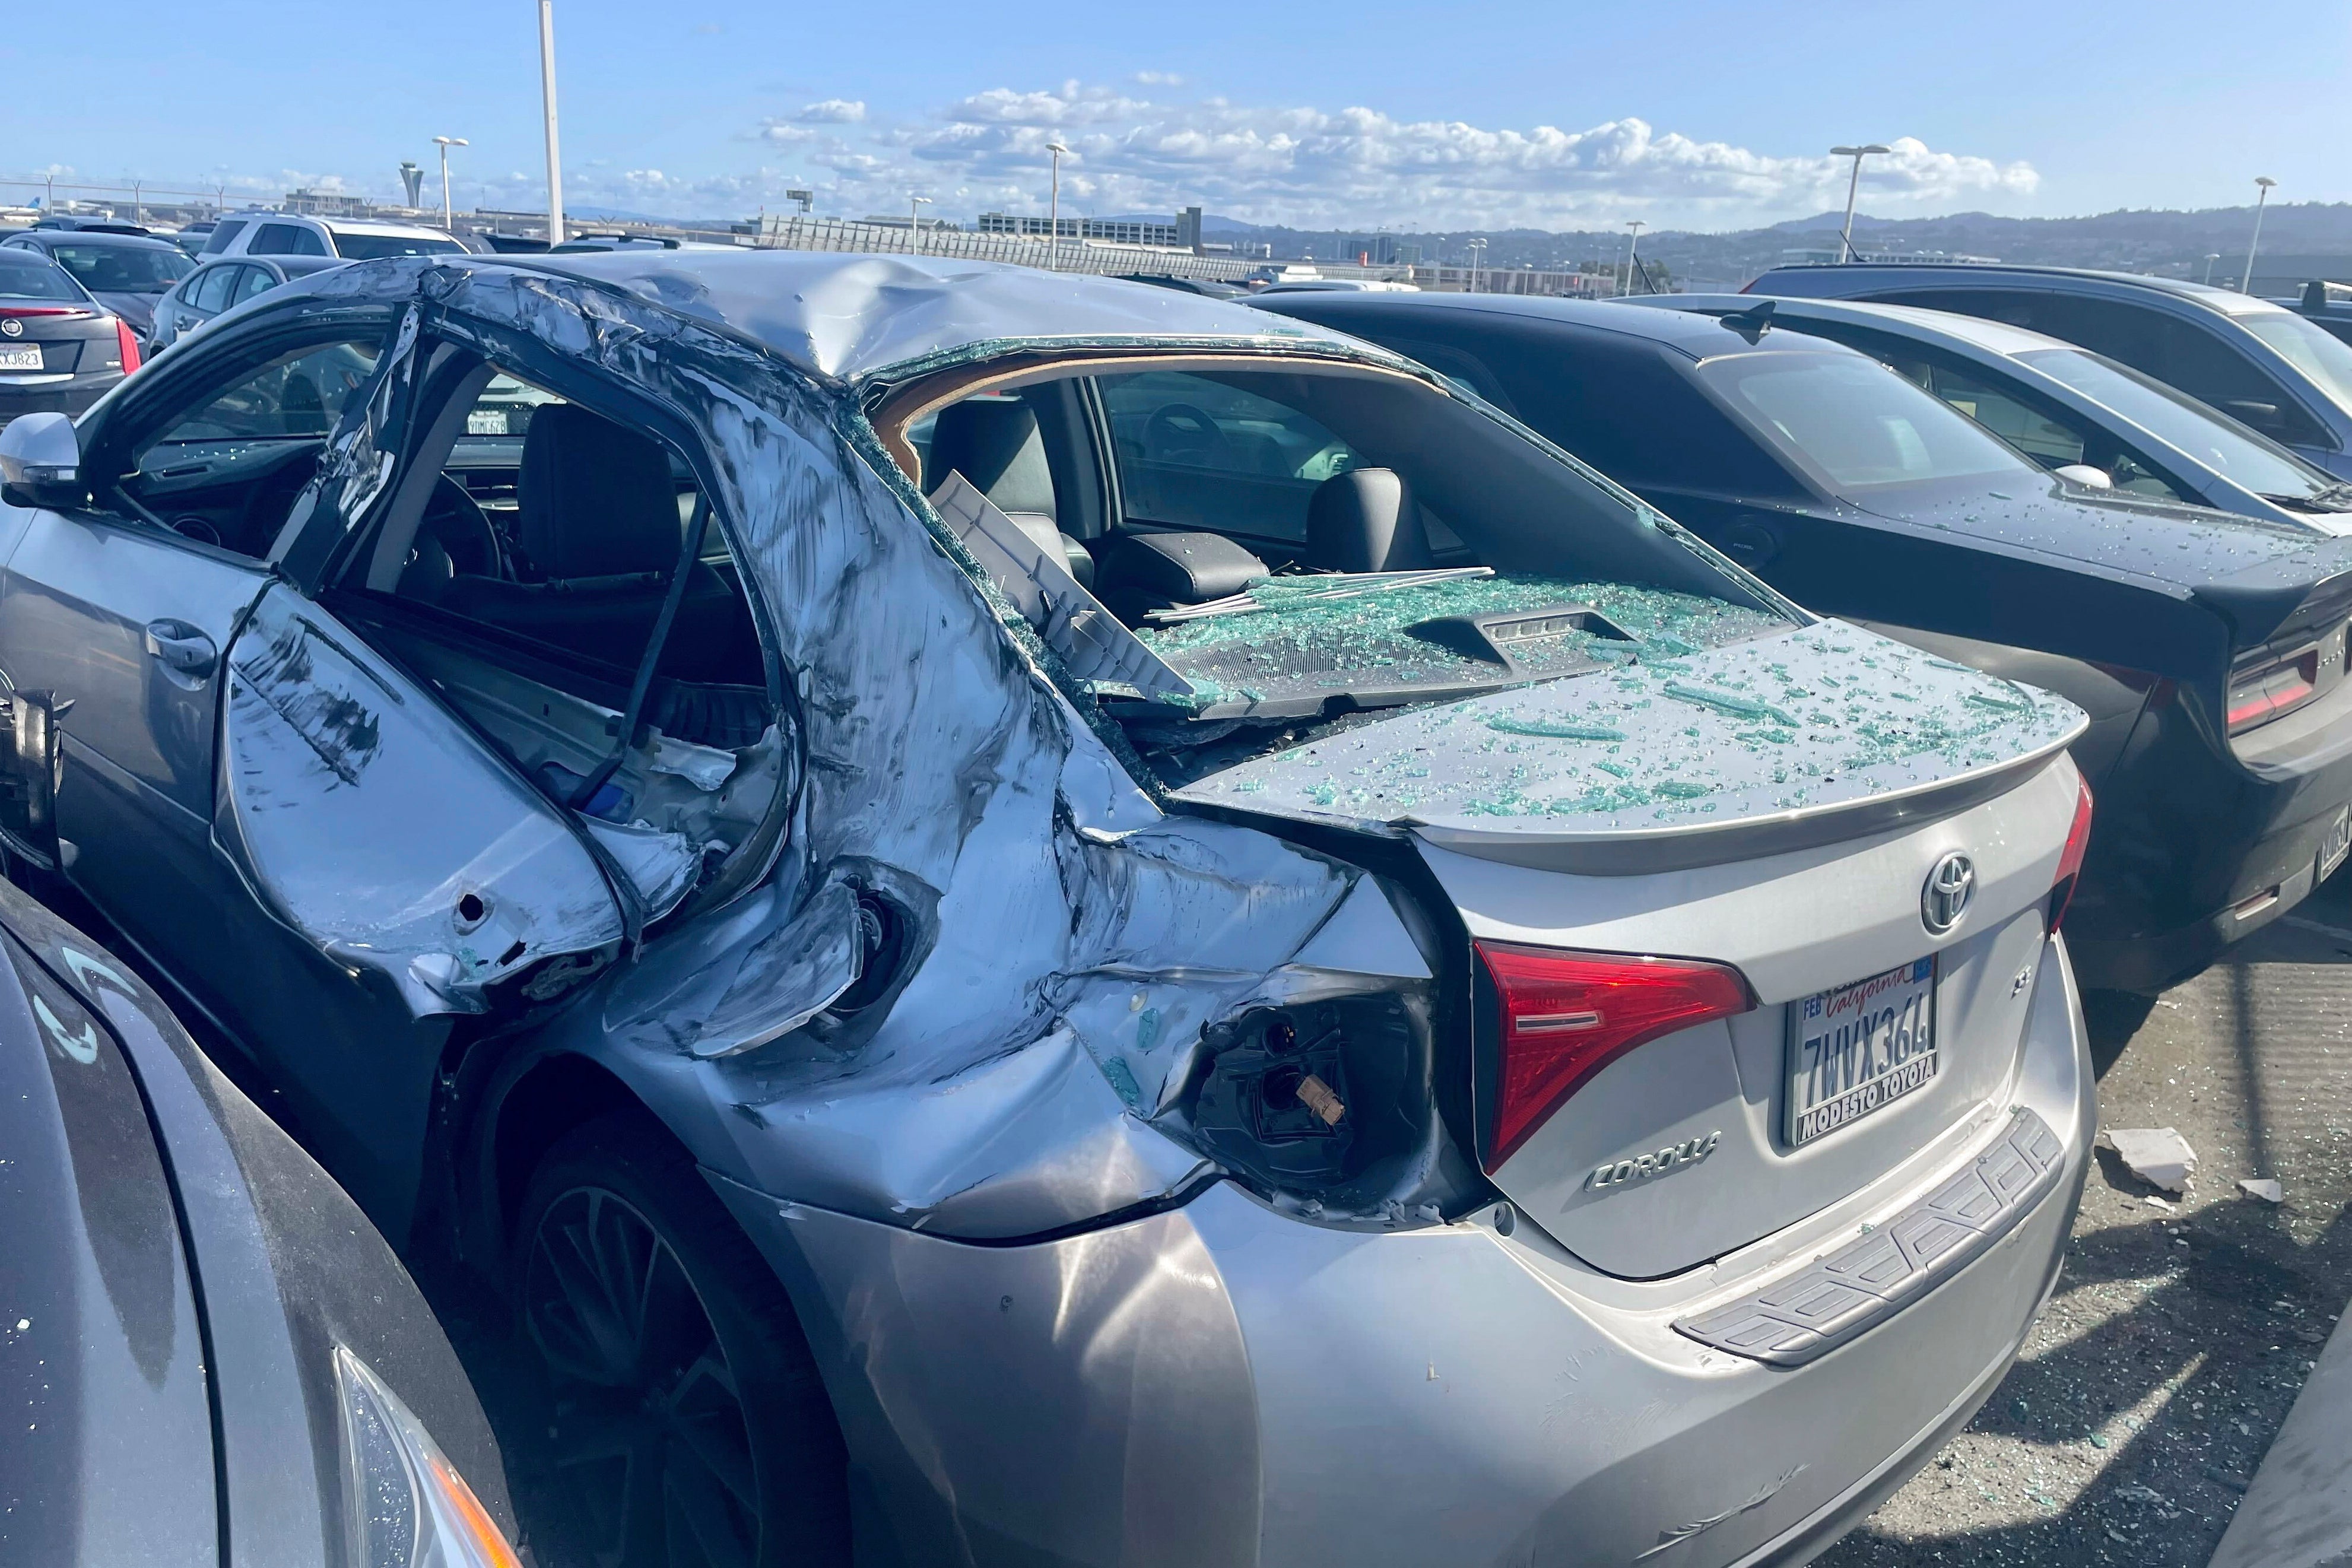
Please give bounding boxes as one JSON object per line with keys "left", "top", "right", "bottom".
{"left": 5, "top": 1, "right": 2348, "bottom": 234}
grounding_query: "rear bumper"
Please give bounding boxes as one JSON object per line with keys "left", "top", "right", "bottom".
{"left": 0, "top": 375, "right": 116, "bottom": 425}
{"left": 719, "top": 934, "right": 2093, "bottom": 1568}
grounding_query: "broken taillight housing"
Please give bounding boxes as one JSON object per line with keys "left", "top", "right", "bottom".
{"left": 1476, "top": 941, "right": 1753, "bottom": 1171}
{"left": 2227, "top": 644, "right": 2322, "bottom": 734}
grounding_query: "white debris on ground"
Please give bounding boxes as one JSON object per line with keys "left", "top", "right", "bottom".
{"left": 2239, "top": 1178, "right": 2284, "bottom": 1204}
{"left": 2105, "top": 1127, "right": 2199, "bottom": 1195}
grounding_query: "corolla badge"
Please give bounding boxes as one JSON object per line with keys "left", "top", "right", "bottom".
{"left": 1922, "top": 852, "right": 1975, "bottom": 936}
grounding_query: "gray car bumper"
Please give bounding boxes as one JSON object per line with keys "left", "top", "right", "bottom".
{"left": 715, "top": 935, "right": 2093, "bottom": 1568}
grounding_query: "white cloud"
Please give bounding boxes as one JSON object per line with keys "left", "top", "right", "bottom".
{"left": 1134, "top": 71, "right": 1185, "bottom": 87}
{"left": 796, "top": 99, "right": 867, "bottom": 124}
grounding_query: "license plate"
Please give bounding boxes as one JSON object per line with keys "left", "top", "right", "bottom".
{"left": 0, "top": 345, "right": 41, "bottom": 372}
{"left": 2322, "top": 806, "right": 2351, "bottom": 881}
{"left": 1786, "top": 958, "right": 1938, "bottom": 1147}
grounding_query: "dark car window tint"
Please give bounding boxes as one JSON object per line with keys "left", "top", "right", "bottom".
{"left": 1887, "top": 289, "right": 2325, "bottom": 447}
{"left": 47, "top": 243, "right": 192, "bottom": 294}
{"left": 0, "top": 253, "right": 87, "bottom": 302}
{"left": 199, "top": 218, "right": 246, "bottom": 255}
{"left": 248, "top": 223, "right": 308, "bottom": 256}
{"left": 1702, "top": 351, "right": 2032, "bottom": 491}
{"left": 328, "top": 233, "right": 464, "bottom": 261}
{"left": 1097, "top": 370, "right": 1364, "bottom": 541}
{"left": 147, "top": 338, "right": 383, "bottom": 445}
{"left": 190, "top": 265, "right": 240, "bottom": 313}
{"left": 229, "top": 265, "right": 278, "bottom": 305}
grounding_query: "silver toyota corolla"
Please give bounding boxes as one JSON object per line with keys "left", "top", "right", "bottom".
{"left": 0, "top": 250, "right": 2095, "bottom": 1567}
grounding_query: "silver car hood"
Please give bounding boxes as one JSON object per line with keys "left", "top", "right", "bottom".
{"left": 1173, "top": 620, "right": 2088, "bottom": 872}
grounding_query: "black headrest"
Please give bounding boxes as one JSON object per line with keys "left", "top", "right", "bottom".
{"left": 1306, "top": 468, "right": 1431, "bottom": 574}
{"left": 519, "top": 402, "right": 680, "bottom": 579}
{"left": 1099, "top": 531, "right": 1268, "bottom": 605}
{"left": 928, "top": 397, "right": 1056, "bottom": 520}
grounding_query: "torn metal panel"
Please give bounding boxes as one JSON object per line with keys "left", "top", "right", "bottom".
{"left": 217, "top": 585, "right": 622, "bottom": 1015}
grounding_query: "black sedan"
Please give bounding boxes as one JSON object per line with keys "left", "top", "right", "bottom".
{"left": 0, "top": 249, "right": 137, "bottom": 424}
{"left": 1250, "top": 290, "right": 2352, "bottom": 992}
{"left": 0, "top": 872, "right": 521, "bottom": 1564}
{"left": 1, "top": 227, "right": 195, "bottom": 340}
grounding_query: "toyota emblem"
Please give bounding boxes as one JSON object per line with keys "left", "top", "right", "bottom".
{"left": 0, "top": 320, "right": 20, "bottom": 338}
{"left": 1922, "top": 852, "right": 1975, "bottom": 936}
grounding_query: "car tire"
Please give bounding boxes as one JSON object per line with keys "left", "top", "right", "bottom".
{"left": 513, "top": 1112, "right": 852, "bottom": 1568}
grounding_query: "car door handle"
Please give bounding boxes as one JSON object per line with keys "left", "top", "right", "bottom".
{"left": 144, "top": 620, "right": 217, "bottom": 680}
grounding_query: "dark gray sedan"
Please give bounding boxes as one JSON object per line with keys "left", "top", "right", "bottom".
{"left": 0, "top": 250, "right": 137, "bottom": 425}
{"left": 0, "top": 228, "right": 193, "bottom": 339}
{"left": 0, "top": 872, "right": 520, "bottom": 1565}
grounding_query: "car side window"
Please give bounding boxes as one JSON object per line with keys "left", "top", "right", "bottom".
{"left": 1096, "top": 369, "right": 1365, "bottom": 542}
{"left": 229, "top": 265, "right": 278, "bottom": 305}
{"left": 191, "top": 265, "right": 241, "bottom": 313}
{"left": 249, "top": 224, "right": 304, "bottom": 256}
{"left": 145, "top": 339, "right": 382, "bottom": 445}
{"left": 1890, "top": 290, "right": 2326, "bottom": 447}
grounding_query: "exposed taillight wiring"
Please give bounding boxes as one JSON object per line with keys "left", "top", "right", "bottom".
{"left": 1476, "top": 942, "right": 1753, "bottom": 1171}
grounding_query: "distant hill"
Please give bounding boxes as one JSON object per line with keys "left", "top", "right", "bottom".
{"left": 1110, "top": 202, "right": 2352, "bottom": 288}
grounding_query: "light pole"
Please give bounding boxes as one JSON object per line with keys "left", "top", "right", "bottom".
{"left": 909, "top": 194, "right": 931, "bottom": 243}
{"left": 1046, "top": 139, "right": 1070, "bottom": 254}
{"left": 2242, "top": 176, "right": 2278, "bottom": 294}
{"left": 1623, "top": 220, "right": 1646, "bottom": 293}
{"left": 1831, "top": 144, "right": 1890, "bottom": 262}
{"left": 537, "top": 0, "right": 564, "bottom": 246}
{"left": 2202, "top": 253, "right": 2221, "bottom": 285}
{"left": 431, "top": 136, "right": 469, "bottom": 230}
{"left": 1467, "top": 236, "right": 1486, "bottom": 293}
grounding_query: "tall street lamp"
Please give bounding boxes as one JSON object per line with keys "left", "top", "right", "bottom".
{"left": 1831, "top": 144, "right": 1890, "bottom": 262}
{"left": 2202, "top": 253, "right": 2221, "bottom": 285}
{"left": 537, "top": 0, "right": 564, "bottom": 245}
{"left": 1467, "top": 236, "right": 1486, "bottom": 294}
{"left": 1046, "top": 140, "right": 1071, "bottom": 251}
{"left": 909, "top": 194, "right": 931, "bottom": 242}
{"left": 1623, "top": 219, "right": 1646, "bottom": 294}
{"left": 2242, "top": 176, "right": 2278, "bottom": 294}
{"left": 432, "top": 135, "right": 468, "bottom": 230}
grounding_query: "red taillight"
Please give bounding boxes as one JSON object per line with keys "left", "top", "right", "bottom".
{"left": 2049, "top": 776, "right": 2094, "bottom": 931}
{"left": 114, "top": 319, "right": 141, "bottom": 376}
{"left": 1476, "top": 941, "right": 1752, "bottom": 1170}
{"left": 2227, "top": 647, "right": 2321, "bottom": 734}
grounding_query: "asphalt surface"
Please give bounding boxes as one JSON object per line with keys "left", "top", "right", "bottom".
{"left": 1819, "top": 870, "right": 2352, "bottom": 1568}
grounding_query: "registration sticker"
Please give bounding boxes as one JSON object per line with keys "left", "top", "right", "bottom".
{"left": 1786, "top": 957, "right": 1938, "bottom": 1147}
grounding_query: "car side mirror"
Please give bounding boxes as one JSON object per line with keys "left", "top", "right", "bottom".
{"left": 0, "top": 413, "right": 87, "bottom": 510}
{"left": 2052, "top": 463, "right": 2113, "bottom": 490}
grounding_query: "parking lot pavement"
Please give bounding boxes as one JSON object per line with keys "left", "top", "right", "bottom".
{"left": 1820, "top": 870, "right": 2352, "bottom": 1568}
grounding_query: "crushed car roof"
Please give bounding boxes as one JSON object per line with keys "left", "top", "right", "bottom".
{"left": 512, "top": 249, "right": 1373, "bottom": 382}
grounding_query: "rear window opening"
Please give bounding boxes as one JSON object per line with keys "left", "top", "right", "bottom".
{"left": 879, "top": 357, "right": 1793, "bottom": 790}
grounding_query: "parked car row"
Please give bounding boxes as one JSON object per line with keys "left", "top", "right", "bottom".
{"left": 0, "top": 243, "right": 2341, "bottom": 1568}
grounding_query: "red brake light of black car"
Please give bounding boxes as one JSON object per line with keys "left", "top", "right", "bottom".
{"left": 2227, "top": 646, "right": 2321, "bottom": 734}
{"left": 114, "top": 319, "right": 141, "bottom": 376}
{"left": 1476, "top": 941, "right": 1753, "bottom": 1170}
{"left": 2049, "top": 776, "right": 2094, "bottom": 932}
{"left": 0, "top": 306, "right": 91, "bottom": 319}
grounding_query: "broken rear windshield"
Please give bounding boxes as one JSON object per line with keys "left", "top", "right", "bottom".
{"left": 1125, "top": 569, "right": 1784, "bottom": 722}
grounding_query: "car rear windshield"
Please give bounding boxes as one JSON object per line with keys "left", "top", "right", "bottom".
{"left": 329, "top": 233, "right": 465, "bottom": 261}
{"left": 0, "top": 253, "right": 89, "bottom": 302}
{"left": 1702, "top": 351, "right": 2032, "bottom": 492}
{"left": 2241, "top": 311, "right": 2352, "bottom": 418}
{"left": 2017, "top": 347, "right": 2337, "bottom": 503}
{"left": 45, "top": 243, "right": 193, "bottom": 294}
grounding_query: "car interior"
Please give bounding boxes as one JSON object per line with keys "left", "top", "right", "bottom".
{"left": 879, "top": 356, "right": 1786, "bottom": 782}
{"left": 100, "top": 328, "right": 784, "bottom": 921}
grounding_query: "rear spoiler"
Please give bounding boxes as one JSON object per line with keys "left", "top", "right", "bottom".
{"left": 2194, "top": 538, "right": 2352, "bottom": 653}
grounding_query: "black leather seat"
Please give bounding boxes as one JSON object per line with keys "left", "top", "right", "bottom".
{"left": 1306, "top": 468, "right": 1432, "bottom": 573}
{"left": 928, "top": 397, "right": 1094, "bottom": 586}
{"left": 441, "top": 404, "right": 751, "bottom": 681}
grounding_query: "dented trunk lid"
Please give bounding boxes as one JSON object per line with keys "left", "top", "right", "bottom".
{"left": 1177, "top": 621, "right": 2088, "bottom": 1277}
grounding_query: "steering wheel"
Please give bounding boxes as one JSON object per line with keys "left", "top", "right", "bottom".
{"left": 412, "top": 472, "right": 502, "bottom": 582}
{"left": 1143, "top": 402, "right": 1234, "bottom": 466}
